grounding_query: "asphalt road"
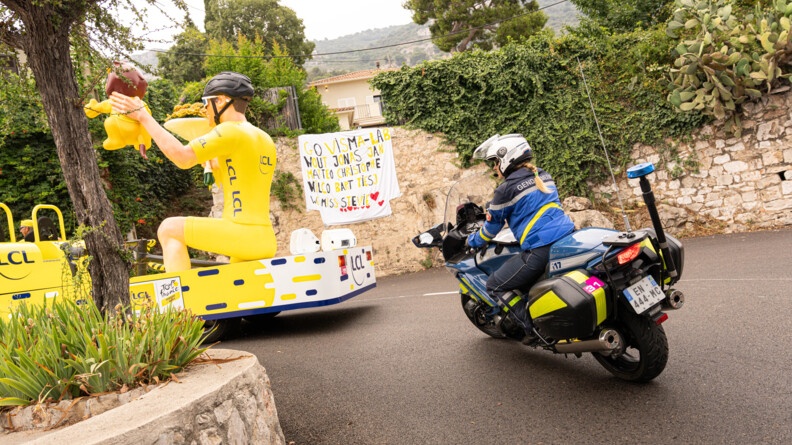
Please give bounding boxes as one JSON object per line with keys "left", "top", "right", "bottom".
{"left": 223, "top": 228, "right": 792, "bottom": 445}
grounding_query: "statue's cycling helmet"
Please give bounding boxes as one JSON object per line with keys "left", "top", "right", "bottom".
{"left": 472, "top": 133, "right": 533, "bottom": 177}
{"left": 203, "top": 71, "right": 254, "bottom": 100}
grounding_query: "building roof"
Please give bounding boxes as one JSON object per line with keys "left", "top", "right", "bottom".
{"left": 309, "top": 68, "right": 398, "bottom": 87}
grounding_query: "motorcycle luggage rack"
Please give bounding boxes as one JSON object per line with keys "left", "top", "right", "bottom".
{"left": 601, "top": 230, "right": 649, "bottom": 248}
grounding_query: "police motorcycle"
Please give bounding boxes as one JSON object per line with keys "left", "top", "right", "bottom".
{"left": 413, "top": 162, "right": 685, "bottom": 382}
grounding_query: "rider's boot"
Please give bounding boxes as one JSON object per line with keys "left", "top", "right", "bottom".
{"left": 496, "top": 290, "right": 536, "bottom": 343}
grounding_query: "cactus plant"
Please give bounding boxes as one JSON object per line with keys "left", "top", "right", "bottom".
{"left": 666, "top": 0, "right": 792, "bottom": 135}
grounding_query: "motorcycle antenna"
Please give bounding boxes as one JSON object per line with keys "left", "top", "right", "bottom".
{"left": 576, "top": 57, "right": 633, "bottom": 233}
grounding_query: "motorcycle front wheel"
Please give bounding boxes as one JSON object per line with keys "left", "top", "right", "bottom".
{"left": 461, "top": 294, "right": 505, "bottom": 339}
{"left": 593, "top": 307, "right": 669, "bottom": 382}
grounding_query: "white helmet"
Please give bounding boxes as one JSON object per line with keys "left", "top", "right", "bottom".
{"left": 472, "top": 134, "right": 533, "bottom": 176}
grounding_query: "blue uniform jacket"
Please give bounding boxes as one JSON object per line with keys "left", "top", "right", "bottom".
{"left": 467, "top": 168, "right": 575, "bottom": 251}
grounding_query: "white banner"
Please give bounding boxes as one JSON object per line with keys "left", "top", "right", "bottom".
{"left": 298, "top": 128, "right": 401, "bottom": 225}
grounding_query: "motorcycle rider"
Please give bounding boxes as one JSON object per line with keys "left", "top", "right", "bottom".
{"left": 466, "top": 134, "right": 575, "bottom": 342}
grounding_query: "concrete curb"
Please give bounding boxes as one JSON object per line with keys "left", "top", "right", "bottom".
{"left": 3, "top": 349, "right": 285, "bottom": 445}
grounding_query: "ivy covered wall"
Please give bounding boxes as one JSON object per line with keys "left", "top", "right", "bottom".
{"left": 371, "top": 27, "right": 708, "bottom": 198}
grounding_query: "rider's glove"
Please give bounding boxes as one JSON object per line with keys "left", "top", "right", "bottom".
{"left": 466, "top": 232, "right": 484, "bottom": 255}
{"left": 203, "top": 163, "right": 215, "bottom": 187}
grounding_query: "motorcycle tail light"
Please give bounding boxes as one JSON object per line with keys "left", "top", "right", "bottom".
{"left": 338, "top": 255, "right": 346, "bottom": 268}
{"left": 366, "top": 250, "right": 372, "bottom": 261}
{"left": 653, "top": 312, "right": 669, "bottom": 325}
{"left": 617, "top": 243, "right": 641, "bottom": 265}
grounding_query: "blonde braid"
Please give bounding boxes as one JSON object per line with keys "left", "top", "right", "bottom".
{"left": 522, "top": 162, "right": 550, "bottom": 193}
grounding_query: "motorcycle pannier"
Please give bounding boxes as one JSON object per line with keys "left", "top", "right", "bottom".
{"left": 527, "top": 270, "right": 609, "bottom": 340}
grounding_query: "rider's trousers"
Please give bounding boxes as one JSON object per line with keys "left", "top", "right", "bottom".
{"left": 486, "top": 244, "right": 552, "bottom": 327}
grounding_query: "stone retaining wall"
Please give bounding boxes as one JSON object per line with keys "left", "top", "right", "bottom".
{"left": 590, "top": 92, "right": 792, "bottom": 232}
{"left": 0, "top": 349, "right": 285, "bottom": 445}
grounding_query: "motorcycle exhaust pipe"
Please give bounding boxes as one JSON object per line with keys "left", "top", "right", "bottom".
{"left": 663, "top": 289, "right": 684, "bottom": 310}
{"left": 555, "top": 329, "right": 623, "bottom": 355}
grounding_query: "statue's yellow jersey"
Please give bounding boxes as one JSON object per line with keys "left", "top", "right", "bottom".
{"left": 190, "top": 121, "right": 276, "bottom": 226}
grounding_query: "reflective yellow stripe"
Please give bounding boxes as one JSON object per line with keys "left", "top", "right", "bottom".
{"left": 566, "top": 270, "right": 588, "bottom": 284}
{"left": 640, "top": 238, "right": 672, "bottom": 284}
{"left": 460, "top": 277, "right": 491, "bottom": 305}
{"left": 478, "top": 228, "right": 492, "bottom": 242}
{"left": 593, "top": 288, "right": 607, "bottom": 324}
{"left": 529, "top": 291, "right": 568, "bottom": 319}
{"left": 519, "top": 203, "right": 562, "bottom": 245}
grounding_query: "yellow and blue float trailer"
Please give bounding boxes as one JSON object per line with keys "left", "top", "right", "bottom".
{"left": 0, "top": 203, "right": 376, "bottom": 341}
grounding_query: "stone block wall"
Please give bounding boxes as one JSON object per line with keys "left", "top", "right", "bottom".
{"left": 590, "top": 92, "right": 792, "bottom": 232}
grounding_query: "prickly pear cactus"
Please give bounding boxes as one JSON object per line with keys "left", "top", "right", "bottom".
{"left": 666, "top": 0, "right": 792, "bottom": 136}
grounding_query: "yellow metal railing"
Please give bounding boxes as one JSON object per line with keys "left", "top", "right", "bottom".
{"left": 0, "top": 202, "right": 16, "bottom": 243}
{"left": 31, "top": 204, "right": 66, "bottom": 242}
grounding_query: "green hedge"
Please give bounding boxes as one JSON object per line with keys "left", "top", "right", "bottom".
{"left": 371, "top": 26, "right": 708, "bottom": 197}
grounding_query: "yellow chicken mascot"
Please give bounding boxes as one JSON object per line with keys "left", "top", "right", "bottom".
{"left": 84, "top": 62, "right": 152, "bottom": 158}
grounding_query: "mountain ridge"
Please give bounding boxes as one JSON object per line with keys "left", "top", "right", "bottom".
{"left": 133, "top": 0, "right": 580, "bottom": 81}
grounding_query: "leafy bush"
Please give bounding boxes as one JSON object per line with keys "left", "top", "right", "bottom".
{"left": 0, "top": 298, "right": 208, "bottom": 407}
{"left": 195, "top": 35, "right": 339, "bottom": 135}
{"left": 271, "top": 170, "right": 303, "bottom": 211}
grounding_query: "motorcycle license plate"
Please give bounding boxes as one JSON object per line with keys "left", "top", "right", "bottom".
{"left": 623, "top": 275, "right": 665, "bottom": 314}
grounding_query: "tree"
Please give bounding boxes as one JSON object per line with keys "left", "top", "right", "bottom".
{"left": 157, "top": 24, "right": 209, "bottom": 86}
{"left": 0, "top": 0, "right": 185, "bottom": 312}
{"left": 201, "top": 35, "right": 338, "bottom": 134}
{"left": 404, "top": 0, "right": 546, "bottom": 52}
{"left": 204, "top": 0, "right": 315, "bottom": 65}
{"left": 568, "top": 0, "right": 673, "bottom": 32}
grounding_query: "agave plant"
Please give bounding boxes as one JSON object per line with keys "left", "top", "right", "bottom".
{"left": 0, "top": 298, "right": 208, "bottom": 407}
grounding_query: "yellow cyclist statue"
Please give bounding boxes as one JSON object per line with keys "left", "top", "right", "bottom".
{"left": 110, "top": 72, "right": 277, "bottom": 272}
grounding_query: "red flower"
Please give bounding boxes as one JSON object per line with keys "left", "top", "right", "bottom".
{"left": 135, "top": 197, "right": 142, "bottom": 202}
{"left": 137, "top": 219, "right": 146, "bottom": 225}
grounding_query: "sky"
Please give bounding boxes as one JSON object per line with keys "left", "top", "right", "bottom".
{"left": 142, "top": 0, "right": 415, "bottom": 49}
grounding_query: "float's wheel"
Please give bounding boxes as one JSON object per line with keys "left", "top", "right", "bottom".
{"left": 244, "top": 311, "right": 281, "bottom": 324}
{"left": 201, "top": 318, "right": 241, "bottom": 344}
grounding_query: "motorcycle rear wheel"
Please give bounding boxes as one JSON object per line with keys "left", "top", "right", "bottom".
{"left": 593, "top": 308, "right": 669, "bottom": 382}
{"left": 461, "top": 294, "right": 505, "bottom": 339}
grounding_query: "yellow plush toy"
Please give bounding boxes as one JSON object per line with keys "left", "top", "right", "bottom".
{"left": 84, "top": 62, "right": 152, "bottom": 159}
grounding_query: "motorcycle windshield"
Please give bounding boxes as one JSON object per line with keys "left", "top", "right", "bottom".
{"left": 438, "top": 171, "right": 517, "bottom": 262}
{"left": 442, "top": 171, "right": 497, "bottom": 236}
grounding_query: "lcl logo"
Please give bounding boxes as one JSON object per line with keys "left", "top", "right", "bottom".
{"left": 0, "top": 249, "right": 36, "bottom": 281}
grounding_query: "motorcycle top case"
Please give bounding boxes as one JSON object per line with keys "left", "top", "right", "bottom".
{"left": 527, "top": 269, "right": 609, "bottom": 340}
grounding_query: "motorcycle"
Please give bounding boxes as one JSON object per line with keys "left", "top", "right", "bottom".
{"left": 413, "top": 163, "right": 685, "bottom": 382}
